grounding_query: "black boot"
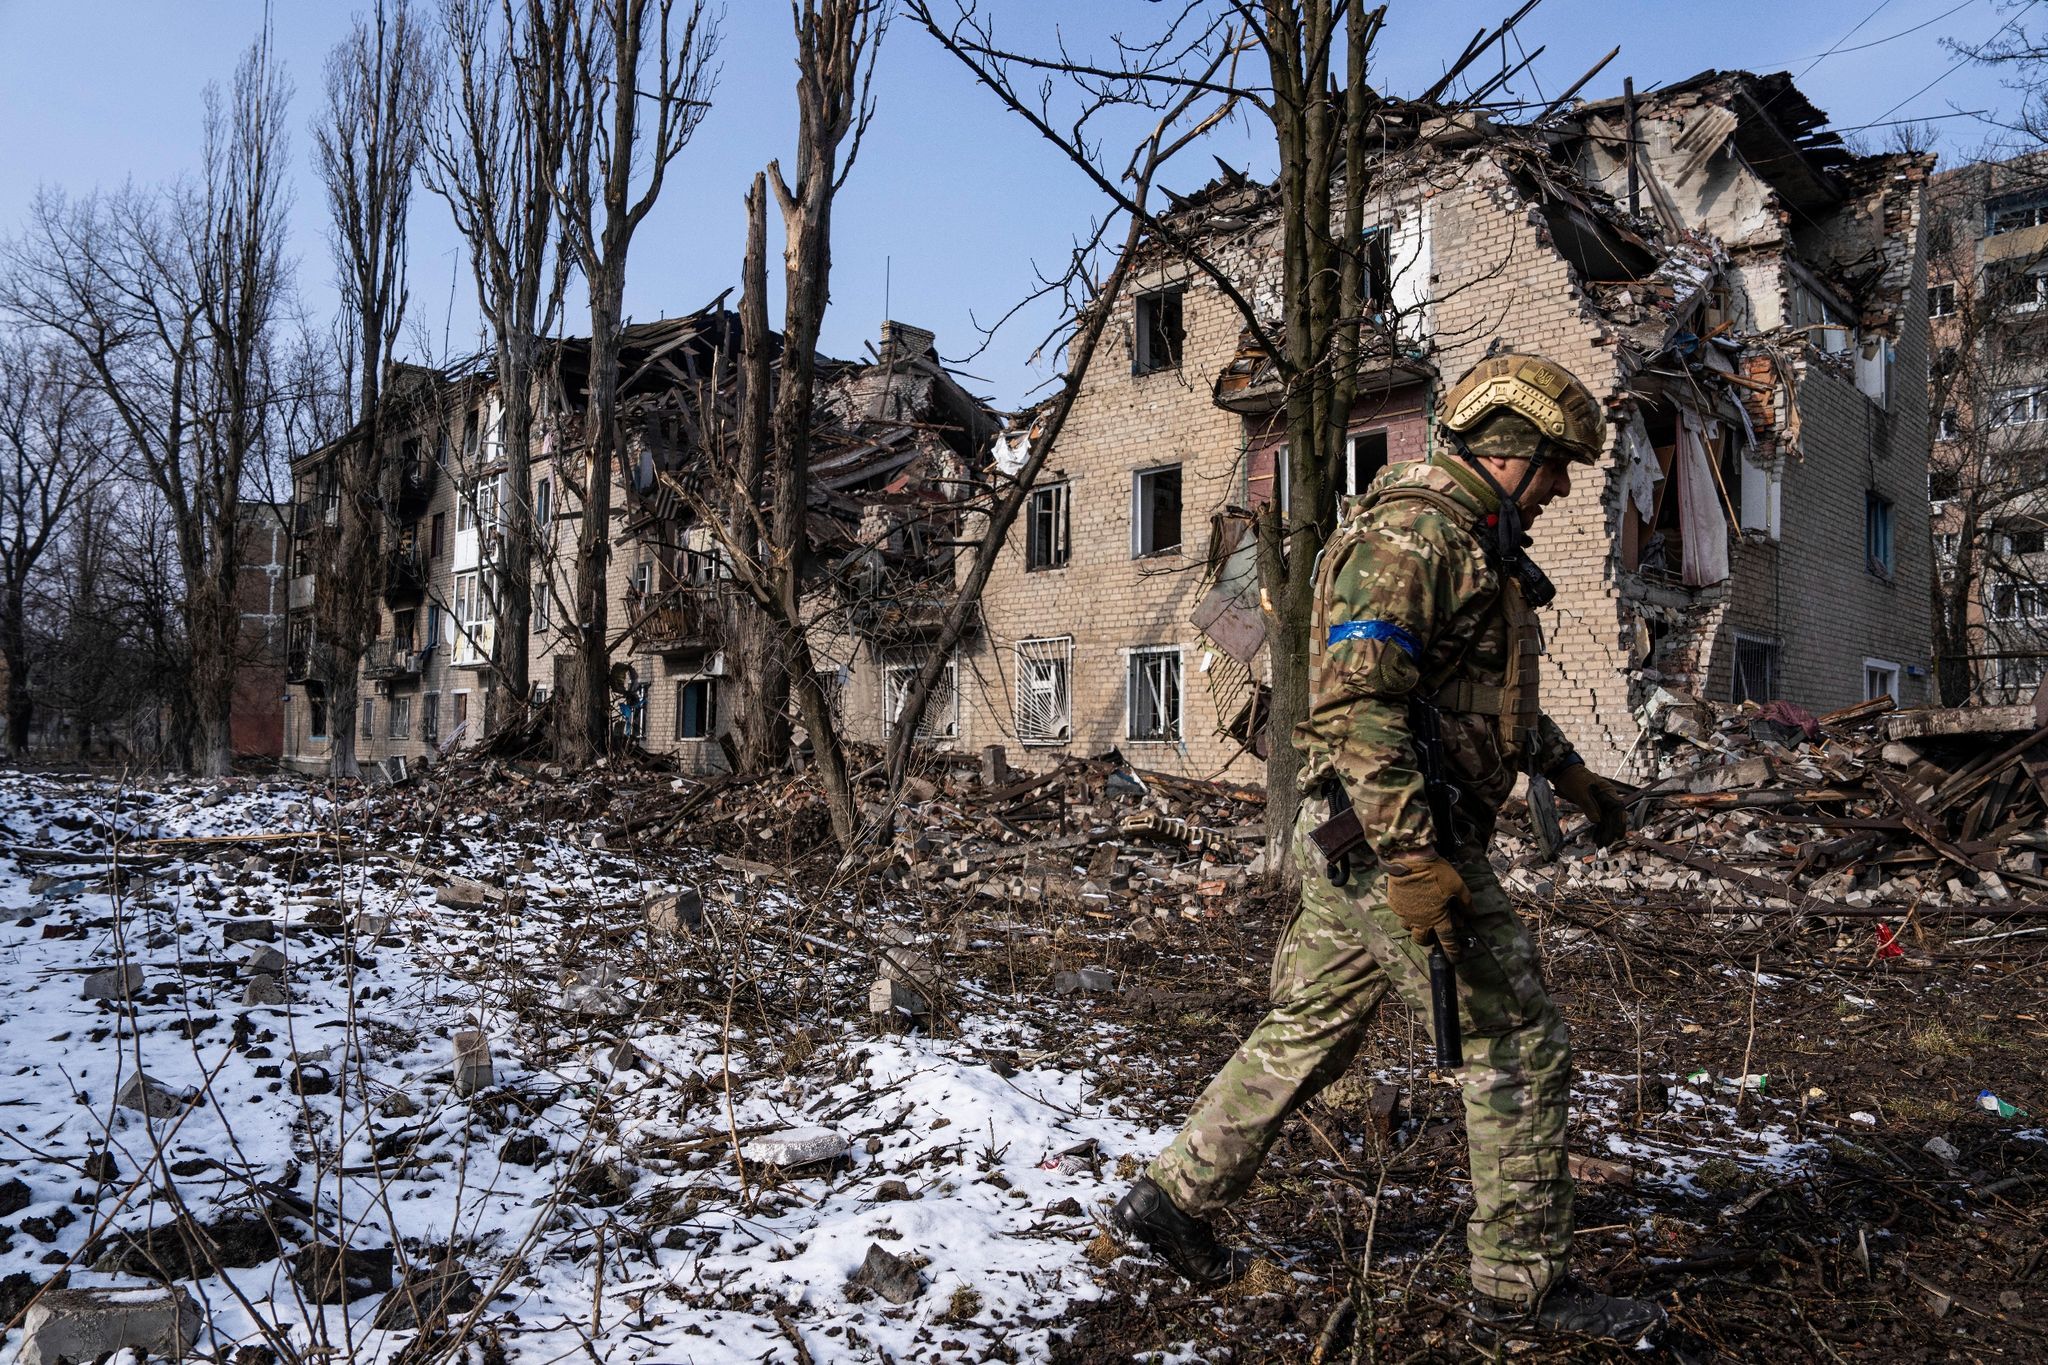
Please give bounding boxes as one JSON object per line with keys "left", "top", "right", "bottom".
{"left": 1109, "top": 1177, "right": 1239, "bottom": 1286}
{"left": 1472, "top": 1278, "right": 1666, "bottom": 1343}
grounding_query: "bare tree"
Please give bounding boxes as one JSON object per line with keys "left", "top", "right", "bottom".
{"left": 0, "top": 35, "right": 294, "bottom": 776}
{"left": 0, "top": 335, "right": 106, "bottom": 753}
{"left": 911, "top": 1, "right": 1525, "bottom": 872}
{"left": 533, "top": 0, "right": 719, "bottom": 764}
{"left": 311, "top": 0, "right": 434, "bottom": 778}
{"left": 425, "top": 0, "right": 573, "bottom": 729}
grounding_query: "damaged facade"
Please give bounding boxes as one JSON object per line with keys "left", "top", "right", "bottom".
{"left": 280, "top": 314, "right": 995, "bottom": 776}
{"left": 945, "top": 68, "right": 1932, "bottom": 781}
{"left": 1924, "top": 150, "right": 2048, "bottom": 704}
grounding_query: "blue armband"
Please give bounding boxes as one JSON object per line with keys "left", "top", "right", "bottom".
{"left": 1327, "top": 619, "right": 1420, "bottom": 659}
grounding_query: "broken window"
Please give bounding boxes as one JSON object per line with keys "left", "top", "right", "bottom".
{"left": 1937, "top": 533, "right": 1960, "bottom": 565}
{"left": 1990, "top": 580, "right": 2047, "bottom": 621}
{"left": 676, "top": 678, "right": 716, "bottom": 740}
{"left": 452, "top": 691, "right": 469, "bottom": 740}
{"left": 388, "top": 695, "right": 411, "bottom": 740}
{"left": 1865, "top": 492, "right": 1895, "bottom": 577}
{"left": 308, "top": 687, "right": 328, "bottom": 740}
{"left": 1988, "top": 188, "right": 2048, "bottom": 235}
{"left": 1928, "top": 283, "right": 1956, "bottom": 318}
{"left": 430, "top": 512, "right": 446, "bottom": 559}
{"left": 1015, "top": 637, "right": 1072, "bottom": 746}
{"left": 532, "top": 584, "right": 549, "bottom": 632}
{"left": 362, "top": 697, "right": 376, "bottom": 737}
{"left": 1937, "top": 409, "right": 1960, "bottom": 442}
{"left": 628, "top": 683, "right": 650, "bottom": 741}
{"left": 1993, "top": 386, "right": 2048, "bottom": 426}
{"left": 452, "top": 571, "right": 491, "bottom": 664}
{"left": 1731, "top": 633, "right": 1780, "bottom": 706}
{"left": 534, "top": 476, "right": 551, "bottom": 527}
{"left": 1345, "top": 430, "right": 1390, "bottom": 496}
{"left": 1133, "top": 287, "right": 1184, "bottom": 375}
{"left": 1622, "top": 411, "right": 1732, "bottom": 582}
{"left": 1360, "top": 226, "right": 1392, "bottom": 314}
{"left": 1997, "top": 654, "right": 2046, "bottom": 695}
{"left": 1930, "top": 467, "right": 1960, "bottom": 502}
{"left": 1027, "top": 482, "right": 1070, "bottom": 570}
{"left": 1127, "top": 646, "right": 1182, "bottom": 742}
{"left": 630, "top": 559, "right": 653, "bottom": 598}
{"left": 883, "top": 652, "right": 957, "bottom": 741}
{"left": 1863, "top": 659, "right": 1901, "bottom": 704}
{"left": 2005, "top": 528, "right": 2046, "bottom": 555}
{"left": 2001, "top": 268, "right": 2048, "bottom": 313}
{"left": 1133, "top": 465, "right": 1182, "bottom": 557}
{"left": 422, "top": 693, "right": 440, "bottom": 745}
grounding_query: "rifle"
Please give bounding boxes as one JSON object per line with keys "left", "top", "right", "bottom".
{"left": 1408, "top": 698, "right": 1465, "bottom": 1070}
{"left": 1307, "top": 700, "right": 1465, "bottom": 1068}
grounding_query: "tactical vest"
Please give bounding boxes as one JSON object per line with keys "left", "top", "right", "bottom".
{"left": 1318, "top": 481, "right": 1545, "bottom": 760}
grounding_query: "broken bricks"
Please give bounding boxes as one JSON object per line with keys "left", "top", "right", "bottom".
{"left": 451, "top": 1029, "right": 494, "bottom": 1097}
{"left": 15, "top": 1285, "right": 201, "bottom": 1365}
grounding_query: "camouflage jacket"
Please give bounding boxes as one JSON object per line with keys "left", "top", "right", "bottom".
{"left": 1295, "top": 454, "right": 1580, "bottom": 861}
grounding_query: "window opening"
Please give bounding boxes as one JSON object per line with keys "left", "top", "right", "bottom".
{"left": 1015, "top": 637, "right": 1073, "bottom": 745}
{"left": 1346, "top": 429, "right": 1390, "bottom": 496}
{"left": 883, "top": 653, "right": 958, "bottom": 740}
{"left": 1133, "top": 287, "right": 1185, "bottom": 374}
{"left": 1027, "top": 482, "right": 1071, "bottom": 570}
{"left": 1731, "top": 634, "right": 1780, "bottom": 705}
{"left": 1865, "top": 492, "right": 1895, "bottom": 577}
{"left": 1863, "top": 658, "right": 1901, "bottom": 704}
{"left": 676, "top": 678, "right": 716, "bottom": 740}
{"left": 1127, "top": 646, "right": 1183, "bottom": 741}
{"left": 1133, "top": 465, "right": 1183, "bottom": 557}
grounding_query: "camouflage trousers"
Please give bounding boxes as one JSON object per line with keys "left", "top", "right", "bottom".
{"left": 1147, "top": 802, "right": 1573, "bottom": 1306}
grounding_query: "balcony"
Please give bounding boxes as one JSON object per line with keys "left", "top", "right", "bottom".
{"left": 383, "top": 544, "right": 426, "bottom": 603}
{"left": 637, "top": 587, "right": 724, "bottom": 654}
{"left": 362, "top": 637, "right": 423, "bottom": 682}
{"left": 286, "top": 639, "right": 338, "bottom": 684}
{"left": 293, "top": 497, "right": 340, "bottom": 537}
{"left": 395, "top": 457, "right": 436, "bottom": 517}
{"left": 287, "top": 574, "right": 318, "bottom": 611}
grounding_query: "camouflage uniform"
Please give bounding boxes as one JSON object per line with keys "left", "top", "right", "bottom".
{"left": 1148, "top": 452, "right": 1584, "bottom": 1306}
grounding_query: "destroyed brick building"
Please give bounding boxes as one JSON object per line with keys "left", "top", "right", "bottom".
{"left": 279, "top": 314, "right": 995, "bottom": 776}
{"left": 936, "top": 68, "right": 1933, "bottom": 781}
{"left": 1925, "top": 149, "right": 2048, "bottom": 705}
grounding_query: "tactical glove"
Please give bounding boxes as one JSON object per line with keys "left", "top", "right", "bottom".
{"left": 1552, "top": 763, "right": 1630, "bottom": 847}
{"left": 1385, "top": 855, "right": 1473, "bottom": 961}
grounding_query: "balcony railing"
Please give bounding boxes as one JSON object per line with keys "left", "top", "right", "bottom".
{"left": 362, "top": 638, "right": 424, "bottom": 681}
{"left": 396, "top": 458, "right": 437, "bottom": 515}
{"left": 383, "top": 544, "right": 426, "bottom": 602}
{"left": 293, "top": 497, "right": 340, "bottom": 536}
{"left": 637, "top": 586, "right": 723, "bottom": 653}
{"left": 286, "top": 640, "right": 337, "bottom": 684}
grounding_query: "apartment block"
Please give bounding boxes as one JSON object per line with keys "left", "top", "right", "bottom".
{"left": 1925, "top": 151, "right": 2048, "bottom": 703}
{"left": 937, "top": 69, "right": 1932, "bottom": 784}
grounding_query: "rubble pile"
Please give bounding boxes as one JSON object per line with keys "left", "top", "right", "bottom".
{"left": 1502, "top": 692, "right": 2048, "bottom": 928}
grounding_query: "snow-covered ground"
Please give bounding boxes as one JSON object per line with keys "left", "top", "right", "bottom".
{"left": 0, "top": 771, "right": 1172, "bottom": 1363}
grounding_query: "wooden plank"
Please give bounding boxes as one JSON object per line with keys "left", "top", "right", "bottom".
{"left": 1873, "top": 774, "right": 1995, "bottom": 873}
{"left": 1883, "top": 704, "right": 2035, "bottom": 740}
{"left": 1817, "top": 695, "right": 1895, "bottom": 729}
{"left": 1928, "top": 725, "right": 2048, "bottom": 815}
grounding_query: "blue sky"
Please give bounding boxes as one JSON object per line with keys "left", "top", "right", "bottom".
{"left": 0, "top": 1, "right": 2029, "bottom": 409}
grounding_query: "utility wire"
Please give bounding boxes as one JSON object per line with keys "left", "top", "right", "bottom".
{"left": 1796, "top": 0, "right": 1904, "bottom": 81}
{"left": 1769, "top": 0, "right": 1979, "bottom": 67}
{"left": 1869, "top": 0, "right": 2040, "bottom": 125}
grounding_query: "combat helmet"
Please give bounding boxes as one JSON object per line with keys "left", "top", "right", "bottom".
{"left": 1440, "top": 352, "right": 1604, "bottom": 466}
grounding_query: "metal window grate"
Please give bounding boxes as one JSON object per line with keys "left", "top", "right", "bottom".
{"left": 1732, "top": 635, "right": 1779, "bottom": 705}
{"left": 1015, "top": 637, "right": 1072, "bottom": 745}
{"left": 1128, "top": 647, "right": 1181, "bottom": 741}
{"left": 884, "top": 654, "right": 957, "bottom": 740}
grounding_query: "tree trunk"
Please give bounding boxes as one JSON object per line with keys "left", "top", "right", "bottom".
{"left": 729, "top": 172, "right": 790, "bottom": 775}
{"left": 561, "top": 290, "right": 620, "bottom": 765}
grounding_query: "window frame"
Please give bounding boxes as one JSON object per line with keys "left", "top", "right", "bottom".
{"left": 388, "top": 694, "right": 411, "bottom": 740}
{"left": 1865, "top": 491, "right": 1895, "bottom": 578}
{"left": 1125, "top": 644, "right": 1184, "bottom": 743}
{"left": 882, "top": 652, "right": 958, "bottom": 741}
{"left": 1132, "top": 285, "right": 1186, "bottom": 376}
{"left": 308, "top": 686, "right": 329, "bottom": 741}
{"left": 1863, "top": 657, "right": 1901, "bottom": 704}
{"left": 1026, "top": 481, "right": 1071, "bottom": 570}
{"left": 1014, "top": 636, "right": 1073, "bottom": 747}
{"left": 422, "top": 692, "right": 440, "bottom": 746}
{"left": 1928, "top": 282, "right": 1957, "bottom": 318}
{"left": 1131, "top": 463, "right": 1184, "bottom": 558}
{"left": 1731, "top": 631, "right": 1780, "bottom": 706}
{"left": 675, "top": 677, "right": 716, "bottom": 741}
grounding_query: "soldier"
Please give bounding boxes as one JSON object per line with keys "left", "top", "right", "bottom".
{"left": 1111, "top": 354, "right": 1665, "bottom": 1343}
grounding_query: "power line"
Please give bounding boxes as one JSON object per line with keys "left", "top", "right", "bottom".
{"left": 1768, "top": 0, "right": 1981, "bottom": 66}
{"left": 1797, "top": 0, "right": 1904, "bottom": 81}
{"left": 1869, "top": 0, "right": 2040, "bottom": 125}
